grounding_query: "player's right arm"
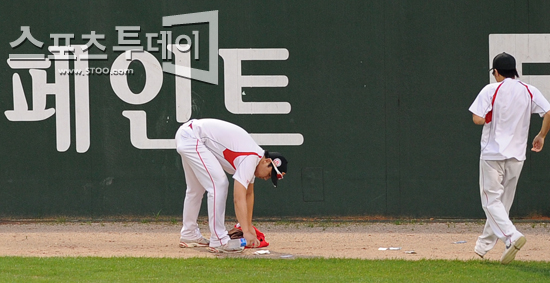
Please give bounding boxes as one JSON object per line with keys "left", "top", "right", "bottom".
{"left": 532, "top": 111, "right": 550, "bottom": 152}
{"left": 530, "top": 86, "right": 550, "bottom": 152}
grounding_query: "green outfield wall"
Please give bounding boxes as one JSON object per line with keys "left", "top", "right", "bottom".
{"left": 1, "top": 0, "right": 550, "bottom": 218}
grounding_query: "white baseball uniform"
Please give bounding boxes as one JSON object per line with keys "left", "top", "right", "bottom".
{"left": 175, "top": 119, "right": 264, "bottom": 248}
{"left": 469, "top": 78, "right": 550, "bottom": 254}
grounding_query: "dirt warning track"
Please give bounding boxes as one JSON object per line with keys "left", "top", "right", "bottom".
{"left": 1, "top": 220, "right": 549, "bottom": 261}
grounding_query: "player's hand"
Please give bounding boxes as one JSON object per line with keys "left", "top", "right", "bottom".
{"left": 244, "top": 231, "right": 260, "bottom": 248}
{"left": 532, "top": 135, "right": 545, "bottom": 152}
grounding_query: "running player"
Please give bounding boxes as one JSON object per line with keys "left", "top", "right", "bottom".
{"left": 469, "top": 52, "right": 550, "bottom": 264}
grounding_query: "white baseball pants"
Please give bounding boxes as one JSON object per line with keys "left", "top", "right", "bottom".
{"left": 175, "top": 122, "right": 230, "bottom": 248}
{"left": 476, "top": 159, "right": 524, "bottom": 253}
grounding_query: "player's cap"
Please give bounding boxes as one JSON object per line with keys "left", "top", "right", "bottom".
{"left": 490, "top": 52, "right": 516, "bottom": 71}
{"left": 265, "top": 151, "right": 287, "bottom": 187}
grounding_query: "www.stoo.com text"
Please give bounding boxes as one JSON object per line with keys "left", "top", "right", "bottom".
{"left": 58, "top": 68, "right": 134, "bottom": 76}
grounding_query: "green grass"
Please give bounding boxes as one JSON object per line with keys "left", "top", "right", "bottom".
{"left": 1, "top": 257, "right": 549, "bottom": 282}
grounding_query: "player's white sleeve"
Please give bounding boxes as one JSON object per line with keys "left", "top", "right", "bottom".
{"left": 529, "top": 85, "right": 550, "bottom": 116}
{"left": 469, "top": 84, "right": 495, "bottom": 118}
{"left": 232, "top": 156, "right": 258, "bottom": 188}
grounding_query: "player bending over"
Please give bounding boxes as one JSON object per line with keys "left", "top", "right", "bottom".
{"left": 175, "top": 118, "right": 288, "bottom": 253}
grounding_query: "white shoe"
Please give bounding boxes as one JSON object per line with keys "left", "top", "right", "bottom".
{"left": 207, "top": 243, "right": 245, "bottom": 253}
{"left": 179, "top": 236, "right": 210, "bottom": 248}
{"left": 474, "top": 246, "right": 486, "bottom": 259}
{"left": 500, "top": 236, "right": 526, "bottom": 265}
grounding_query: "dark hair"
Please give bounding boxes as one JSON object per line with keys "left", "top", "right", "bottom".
{"left": 495, "top": 68, "right": 519, "bottom": 78}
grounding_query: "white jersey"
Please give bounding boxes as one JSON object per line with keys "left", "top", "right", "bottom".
{"left": 188, "top": 119, "right": 264, "bottom": 187}
{"left": 469, "top": 78, "right": 550, "bottom": 161}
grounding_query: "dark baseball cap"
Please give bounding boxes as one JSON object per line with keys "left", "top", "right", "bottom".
{"left": 265, "top": 151, "right": 287, "bottom": 187}
{"left": 490, "top": 52, "right": 516, "bottom": 71}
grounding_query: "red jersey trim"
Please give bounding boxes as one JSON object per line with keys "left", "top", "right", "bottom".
{"left": 518, "top": 81, "right": 534, "bottom": 99}
{"left": 485, "top": 82, "right": 504, "bottom": 124}
{"left": 223, "top": 149, "right": 261, "bottom": 169}
{"left": 485, "top": 81, "right": 534, "bottom": 124}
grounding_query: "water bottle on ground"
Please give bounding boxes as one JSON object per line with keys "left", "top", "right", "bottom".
{"left": 226, "top": 238, "right": 247, "bottom": 250}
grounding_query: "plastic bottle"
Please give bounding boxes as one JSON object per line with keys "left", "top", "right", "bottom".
{"left": 226, "top": 238, "right": 247, "bottom": 250}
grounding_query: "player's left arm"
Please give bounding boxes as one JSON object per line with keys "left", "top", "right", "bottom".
{"left": 245, "top": 182, "right": 255, "bottom": 227}
{"left": 470, "top": 84, "right": 494, "bottom": 125}
{"left": 472, "top": 114, "right": 485, "bottom": 125}
{"left": 233, "top": 180, "right": 260, "bottom": 247}
{"left": 532, "top": 111, "right": 550, "bottom": 152}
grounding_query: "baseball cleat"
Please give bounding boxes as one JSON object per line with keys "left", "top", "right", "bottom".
{"left": 474, "top": 246, "right": 486, "bottom": 259}
{"left": 207, "top": 244, "right": 245, "bottom": 253}
{"left": 179, "top": 237, "right": 210, "bottom": 248}
{"left": 500, "top": 236, "right": 526, "bottom": 265}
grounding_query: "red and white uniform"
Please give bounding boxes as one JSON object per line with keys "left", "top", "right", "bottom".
{"left": 175, "top": 119, "right": 264, "bottom": 247}
{"left": 469, "top": 78, "right": 550, "bottom": 254}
